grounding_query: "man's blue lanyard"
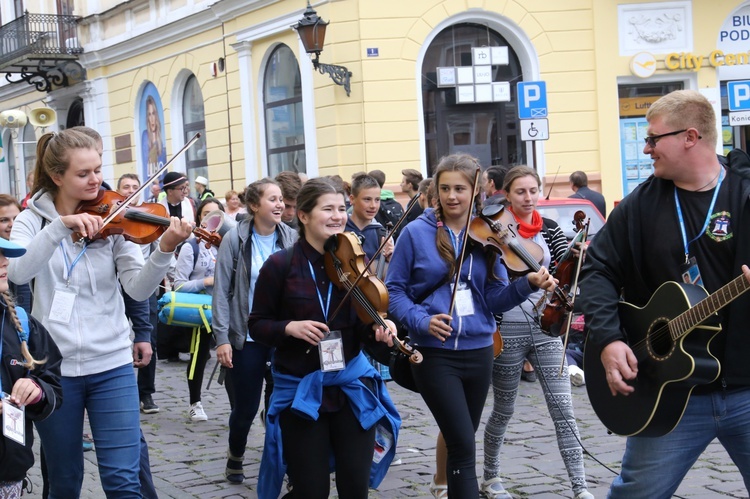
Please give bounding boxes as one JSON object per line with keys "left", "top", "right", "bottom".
{"left": 308, "top": 260, "right": 332, "bottom": 322}
{"left": 60, "top": 242, "right": 88, "bottom": 286}
{"left": 674, "top": 168, "right": 724, "bottom": 262}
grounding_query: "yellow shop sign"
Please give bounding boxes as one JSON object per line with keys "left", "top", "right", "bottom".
{"left": 665, "top": 50, "right": 750, "bottom": 70}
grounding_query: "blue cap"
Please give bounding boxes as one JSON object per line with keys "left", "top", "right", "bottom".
{"left": 0, "top": 238, "right": 26, "bottom": 258}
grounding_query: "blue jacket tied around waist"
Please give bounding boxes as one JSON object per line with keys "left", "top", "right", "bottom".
{"left": 257, "top": 352, "right": 401, "bottom": 499}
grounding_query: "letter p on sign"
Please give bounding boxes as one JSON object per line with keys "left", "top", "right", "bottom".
{"left": 728, "top": 81, "right": 750, "bottom": 112}
{"left": 517, "top": 81, "right": 548, "bottom": 119}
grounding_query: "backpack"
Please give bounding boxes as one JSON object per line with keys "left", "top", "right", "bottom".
{"left": 376, "top": 199, "right": 405, "bottom": 240}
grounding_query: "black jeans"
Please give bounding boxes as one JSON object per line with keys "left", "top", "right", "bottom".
{"left": 412, "top": 345, "right": 494, "bottom": 498}
{"left": 137, "top": 292, "right": 159, "bottom": 398}
{"left": 280, "top": 401, "right": 376, "bottom": 499}
{"left": 227, "top": 341, "right": 272, "bottom": 456}
{"left": 187, "top": 328, "right": 212, "bottom": 404}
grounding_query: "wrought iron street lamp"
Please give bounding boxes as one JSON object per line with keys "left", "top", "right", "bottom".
{"left": 293, "top": 1, "right": 352, "bottom": 96}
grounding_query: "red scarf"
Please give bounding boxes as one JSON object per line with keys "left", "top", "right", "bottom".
{"left": 508, "top": 206, "right": 543, "bottom": 238}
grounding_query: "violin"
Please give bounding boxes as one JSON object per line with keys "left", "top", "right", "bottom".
{"left": 468, "top": 204, "right": 544, "bottom": 275}
{"left": 74, "top": 190, "right": 223, "bottom": 248}
{"left": 540, "top": 211, "right": 588, "bottom": 337}
{"left": 70, "top": 133, "right": 202, "bottom": 247}
{"left": 323, "top": 232, "right": 422, "bottom": 365}
{"left": 468, "top": 203, "right": 573, "bottom": 313}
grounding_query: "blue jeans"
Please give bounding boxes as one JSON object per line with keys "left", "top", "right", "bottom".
{"left": 139, "top": 430, "right": 157, "bottom": 499}
{"left": 610, "top": 387, "right": 750, "bottom": 499}
{"left": 36, "top": 363, "right": 142, "bottom": 499}
{"left": 227, "top": 341, "right": 272, "bottom": 456}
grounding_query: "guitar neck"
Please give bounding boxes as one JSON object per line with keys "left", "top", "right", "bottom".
{"left": 672, "top": 274, "right": 750, "bottom": 337}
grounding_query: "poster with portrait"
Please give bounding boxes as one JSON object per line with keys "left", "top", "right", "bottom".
{"left": 139, "top": 83, "right": 167, "bottom": 184}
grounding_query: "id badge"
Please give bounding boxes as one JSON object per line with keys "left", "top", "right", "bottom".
{"left": 49, "top": 284, "right": 77, "bottom": 324}
{"left": 2, "top": 392, "right": 25, "bottom": 445}
{"left": 319, "top": 330, "right": 345, "bottom": 372}
{"left": 680, "top": 256, "right": 704, "bottom": 287}
{"left": 372, "top": 424, "right": 394, "bottom": 464}
{"left": 453, "top": 282, "right": 475, "bottom": 317}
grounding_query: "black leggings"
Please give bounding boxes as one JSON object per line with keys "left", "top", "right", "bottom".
{"left": 280, "top": 402, "right": 376, "bottom": 499}
{"left": 187, "top": 328, "right": 212, "bottom": 405}
{"left": 412, "top": 345, "right": 494, "bottom": 498}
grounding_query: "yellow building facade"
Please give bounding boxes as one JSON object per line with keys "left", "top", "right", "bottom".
{"left": 1, "top": 0, "right": 749, "bottom": 211}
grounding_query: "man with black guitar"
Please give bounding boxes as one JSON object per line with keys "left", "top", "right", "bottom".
{"left": 580, "top": 89, "right": 750, "bottom": 498}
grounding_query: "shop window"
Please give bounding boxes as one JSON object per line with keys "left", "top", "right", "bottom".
{"left": 618, "top": 82, "right": 683, "bottom": 196}
{"left": 182, "top": 75, "right": 208, "bottom": 182}
{"left": 263, "top": 44, "right": 305, "bottom": 177}
{"left": 421, "top": 23, "right": 524, "bottom": 176}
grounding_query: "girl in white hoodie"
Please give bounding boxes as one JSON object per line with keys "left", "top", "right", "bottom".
{"left": 9, "top": 129, "right": 192, "bottom": 498}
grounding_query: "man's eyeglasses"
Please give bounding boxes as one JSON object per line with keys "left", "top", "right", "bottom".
{"left": 180, "top": 185, "right": 190, "bottom": 192}
{"left": 643, "top": 129, "right": 701, "bottom": 148}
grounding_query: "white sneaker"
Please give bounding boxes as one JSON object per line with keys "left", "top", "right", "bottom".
{"left": 189, "top": 401, "right": 208, "bottom": 421}
{"left": 570, "top": 365, "right": 586, "bottom": 387}
{"left": 574, "top": 491, "right": 594, "bottom": 499}
{"left": 481, "top": 477, "right": 512, "bottom": 499}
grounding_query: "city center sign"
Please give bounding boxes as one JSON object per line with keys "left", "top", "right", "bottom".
{"left": 664, "top": 50, "right": 750, "bottom": 70}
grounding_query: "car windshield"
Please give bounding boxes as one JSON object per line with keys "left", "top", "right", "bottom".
{"left": 537, "top": 204, "right": 606, "bottom": 241}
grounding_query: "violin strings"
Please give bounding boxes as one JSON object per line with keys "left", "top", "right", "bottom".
{"left": 336, "top": 267, "right": 389, "bottom": 331}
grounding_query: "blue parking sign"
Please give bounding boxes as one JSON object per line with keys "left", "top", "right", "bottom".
{"left": 517, "top": 81, "right": 547, "bottom": 119}
{"left": 727, "top": 81, "right": 750, "bottom": 111}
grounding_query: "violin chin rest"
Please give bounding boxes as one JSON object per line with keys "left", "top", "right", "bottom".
{"left": 482, "top": 204, "right": 504, "bottom": 217}
{"left": 324, "top": 235, "right": 339, "bottom": 252}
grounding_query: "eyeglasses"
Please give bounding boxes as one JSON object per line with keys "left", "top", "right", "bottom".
{"left": 643, "top": 129, "right": 702, "bottom": 148}
{"left": 180, "top": 185, "right": 190, "bottom": 192}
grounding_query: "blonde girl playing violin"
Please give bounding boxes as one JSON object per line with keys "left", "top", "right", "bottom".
{"left": 386, "top": 154, "right": 556, "bottom": 498}
{"left": 9, "top": 129, "right": 192, "bottom": 498}
{"left": 481, "top": 165, "right": 593, "bottom": 499}
{"left": 248, "top": 177, "right": 400, "bottom": 499}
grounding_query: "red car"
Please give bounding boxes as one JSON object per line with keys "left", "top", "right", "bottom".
{"left": 537, "top": 198, "right": 606, "bottom": 242}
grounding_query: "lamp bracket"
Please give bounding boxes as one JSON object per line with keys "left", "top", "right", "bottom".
{"left": 311, "top": 55, "right": 351, "bottom": 97}
{"left": 5, "top": 60, "right": 86, "bottom": 92}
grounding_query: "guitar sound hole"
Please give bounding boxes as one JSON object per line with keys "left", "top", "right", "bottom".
{"left": 648, "top": 318, "right": 674, "bottom": 358}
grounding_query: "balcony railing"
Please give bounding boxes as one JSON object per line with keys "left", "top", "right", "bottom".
{"left": 0, "top": 12, "right": 84, "bottom": 91}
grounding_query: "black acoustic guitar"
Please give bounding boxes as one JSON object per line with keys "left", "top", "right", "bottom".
{"left": 584, "top": 274, "right": 750, "bottom": 437}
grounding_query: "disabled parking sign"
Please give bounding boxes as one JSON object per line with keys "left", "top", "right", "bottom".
{"left": 517, "top": 81, "right": 548, "bottom": 119}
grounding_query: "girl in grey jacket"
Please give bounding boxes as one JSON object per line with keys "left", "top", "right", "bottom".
{"left": 9, "top": 129, "right": 192, "bottom": 498}
{"left": 212, "top": 178, "right": 297, "bottom": 483}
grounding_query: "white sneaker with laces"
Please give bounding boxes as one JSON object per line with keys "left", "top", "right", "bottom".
{"left": 189, "top": 401, "right": 208, "bottom": 421}
{"left": 570, "top": 365, "right": 586, "bottom": 386}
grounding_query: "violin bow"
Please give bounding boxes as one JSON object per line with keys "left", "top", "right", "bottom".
{"left": 558, "top": 219, "right": 589, "bottom": 375}
{"left": 85, "top": 133, "right": 201, "bottom": 242}
{"left": 326, "top": 192, "right": 422, "bottom": 327}
{"left": 447, "top": 167, "right": 481, "bottom": 318}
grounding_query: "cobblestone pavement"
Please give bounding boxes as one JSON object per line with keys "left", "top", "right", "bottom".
{"left": 27, "top": 353, "right": 746, "bottom": 498}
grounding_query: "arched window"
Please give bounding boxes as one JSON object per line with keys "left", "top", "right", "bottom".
{"left": 263, "top": 44, "right": 305, "bottom": 176}
{"left": 66, "top": 98, "right": 85, "bottom": 128}
{"left": 422, "top": 23, "right": 524, "bottom": 176}
{"left": 182, "top": 75, "right": 207, "bottom": 181}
